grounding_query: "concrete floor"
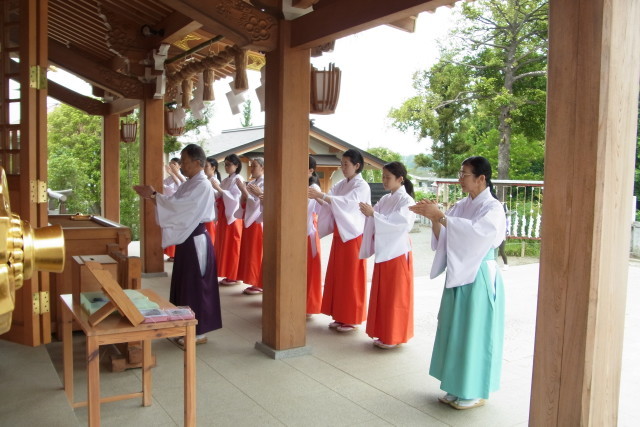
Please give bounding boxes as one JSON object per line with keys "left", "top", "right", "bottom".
{"left": 1, "top": 227, "right": 638, "bottom": 426}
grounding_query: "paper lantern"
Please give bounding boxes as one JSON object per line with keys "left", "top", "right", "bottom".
{"left": 120, "top": 121, "right": 138, "bottom": 143}
{"left": 310, "top": 63, "right": 341, "bottom": 115}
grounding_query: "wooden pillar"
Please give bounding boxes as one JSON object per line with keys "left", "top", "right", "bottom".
{"left": 531, "top": 1, "right": 640, "bottom": 425}
{"left": 139, "top": 88, "right": 164, "bottom": 274}
{"left": 261, "top": 20, "right": 310, "bottom": 352}
{"left": 102, "top": 114, "right": 120, "bottom": 222}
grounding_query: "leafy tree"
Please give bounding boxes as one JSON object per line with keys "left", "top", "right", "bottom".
{"left": 390, "top": 0, "right": 548, "bottom": 179}
{"left": 361, "top": 147, "right": 402, "bottom": 182}
{"left": 48, "top": 104, "right": 102, "bottom": 214}
{"left": 240, "top": 100, "right": 253, "bottom": 127}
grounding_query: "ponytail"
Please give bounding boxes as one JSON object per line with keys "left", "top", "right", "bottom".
{"left": 383, "top": 161, "right": 414, "bottom": 199}
{"left": 486, "top": 178, "right": 498, "bottom": 200}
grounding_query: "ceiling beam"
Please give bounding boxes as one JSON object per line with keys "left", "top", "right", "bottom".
{"left": 109, "top": 98, "right": 141, "bottom": 116}
{"left": 290, "top": 0, "right": 459, "bottom": 49}
{"left": 157, "top": 11, "right": 203, "bottom": 45}
{"left": 48, "top": 81, "right": 109, "bottom": 116}
{"left": 387, "top": 16, "right": 418, "bottom": 33}
{"left": 159, "top": 0, "right": 278, "bottom": 51}
{"left": 49, "top": 39, "right": 145, "bottom": 99}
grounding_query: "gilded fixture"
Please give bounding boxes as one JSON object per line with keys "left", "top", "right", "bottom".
{"left": 0, "top": 167, "right": 65, "bottom": 334}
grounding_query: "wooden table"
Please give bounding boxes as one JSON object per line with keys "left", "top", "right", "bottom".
{"left": 60, "top": 290, "right": 197, "bottom": 427}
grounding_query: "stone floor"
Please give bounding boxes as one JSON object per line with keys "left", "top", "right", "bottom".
{"left": 1, "top": 227, "right": 638, "bottom": 426}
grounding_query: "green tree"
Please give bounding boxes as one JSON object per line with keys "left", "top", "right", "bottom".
{"left": 240, "top": 100, "right": 253, "bottom": 127}
{"left": 361, "top": 147, "right": 402, "bottom": 182}
{"left": 48, "top": 104, "right": 102, "bottom": 214}
{"left": 390, "top": 0, "right": 548, "bottom": 179}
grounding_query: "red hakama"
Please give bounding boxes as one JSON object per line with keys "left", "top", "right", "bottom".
{"left": 215, "top": 198, "right": 243, "bottom": 279}
{"left": 163, "top": 245, "right": 175, "bottom": 258}
{"left": 236, "top": 222, "right": 263, "bottom": 287}
{"left": 204, "top": 221, "right": 216, "bottom": 246}
{"left": 306, "top": 232, "right": 322, "bottom": 314}
{"left": 321, "top": 226, "right": 367, "bottom": 324}
{"left": 366, "top": 252, "right": 414, "bottom": 345}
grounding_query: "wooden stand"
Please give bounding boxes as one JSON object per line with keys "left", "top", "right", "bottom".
{"left": 60, "top": 290, "right": 197, "bottom": 427}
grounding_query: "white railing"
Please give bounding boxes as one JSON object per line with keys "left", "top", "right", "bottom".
{"left": 430, "top": 179, "right": 544, "bottom": 240}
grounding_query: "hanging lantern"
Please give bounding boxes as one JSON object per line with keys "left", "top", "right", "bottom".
{"left": 165, "top": 108, "right": 185, "bottom": 136}
{"left": 120, "top": 120, "right": 138, "bottom": 143}
{"left": 310, "top": 63, "right": 341, "bottom": 115}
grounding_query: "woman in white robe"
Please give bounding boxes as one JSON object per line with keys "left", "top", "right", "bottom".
{"left": 308, "top": 149, "right": 371, "bottom": 332}
{"left": 306, "top": 156, "right": 323, "bottom": 316}
{"left": 204, "top": 156, "right": 221, "bottom": 245}
{"left": 410, "top": 156, "right": 506, "bottom": 410}
{"left": 359, "top": 162, "right": 416, "bottom": 349}
{"left": 211, "top": 154, "right": 244, "bottom": 284}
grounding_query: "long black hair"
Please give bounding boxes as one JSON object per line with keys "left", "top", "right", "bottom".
{"left": 384, "top": 161, "right": 414, "bottom": 199}
{"left": 462, "top": 156, "right": 498, "bottom": 200}
{"left": 224, "top": 153, "right": 242, "bottom": 174}
{"left": 205, "top": 156, "right": 221, "bottom": 181}
{"left": 309, "top": 155, "right": 320, "bottom": 186}
{"left": 342, "top": 149, "right": 365, "bottom": 174}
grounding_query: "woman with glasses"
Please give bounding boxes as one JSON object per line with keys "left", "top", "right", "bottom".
{"left": 211, "top": 154, "right": 244, "bottom": 285}
{"left": 359, "top": 161, "right": 416, "bottom": 349}
{"left": 409, "top": 156, "right": 506, "bottom": 410}
{"left": 308, "top": 149, "right": 371, "bottom": 333}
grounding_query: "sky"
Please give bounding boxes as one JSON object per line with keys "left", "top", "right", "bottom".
{"left": 47, "top": 7, "right": 457, "bottom": 157}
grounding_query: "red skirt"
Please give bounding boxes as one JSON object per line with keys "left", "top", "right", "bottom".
{"left": 236, "top": 222, "right": 263, "bottom": 287}
{"left": 306, "top": 232, "right": 322, "bottom": 314}
{"left": 366, "top": 252, "right": 414, "bottom": 345}
{"left": 215, "top": 199, "right": 243, "bottom": 279}
{"left": 163, "top": 245, "right": 175, "bottom": 258}
{"left": 204, "top": 221, "right": 216, "bottom": 246}
{"left": 321, "top": 226, "right": 367, "bottom": 325}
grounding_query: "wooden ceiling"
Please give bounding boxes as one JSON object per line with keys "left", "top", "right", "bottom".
{"left": 45, "top": 0, "right": 461, "bottom": 114}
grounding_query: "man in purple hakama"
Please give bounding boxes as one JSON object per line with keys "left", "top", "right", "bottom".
{"left": 134, "top": 144, "right": 221, "bottom": 344}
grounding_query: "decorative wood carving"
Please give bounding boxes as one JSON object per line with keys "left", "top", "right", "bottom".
{"left": 49, "top": 39, "right": 144, "bottom": 100}
{"left": 159, "top": 0, "right": 278, "bottom": 51}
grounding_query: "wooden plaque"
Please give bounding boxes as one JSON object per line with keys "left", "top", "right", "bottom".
{"left": 83, "top": 261, "right": 144, "bottom": 327}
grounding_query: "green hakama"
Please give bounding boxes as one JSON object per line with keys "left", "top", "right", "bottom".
{"left": 429, "top": 251, "right": 505, "bottom": 399}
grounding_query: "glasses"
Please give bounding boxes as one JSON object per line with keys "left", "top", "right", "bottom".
{"left": 458, "top": 171, "right": 474, "bottom": 179}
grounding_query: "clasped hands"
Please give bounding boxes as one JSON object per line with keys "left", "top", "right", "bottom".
{"left": 133, "top": 184, "right": 156, "bottom": 199}
{"left": 408, "top": 199, "right": 442, "bottom": 221}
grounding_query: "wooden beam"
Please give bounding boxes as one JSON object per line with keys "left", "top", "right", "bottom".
{"left": 48, "top": 81, "right": 109, "bottom": 116}
{"left": 386, "top": 16, "right": 418, "bottom": 33}
{"left": 48, "top": 39, "right": 144, "bottom": 99}
{"left": 157, "top": 11, "right": 203, "bottom": 45}
{"left": 158, "top": 0, "right": 278, "bottom": 51}
{"left": 530, "top": 0, "right": 640, "bottom": 425}
{"left": 290, "top": 0, "right": 458, "bottom": 49}
{"left": 261, "top": 20, "right": 309, "bottom": 351}
{"left": 108, "top": 98, "right": 140, "bottom": 116}
{"left": 139, "top": 86, "right": 165, "bottom": 274}
{"left": 102, "top": 114, "right": 121, "bottom": 222}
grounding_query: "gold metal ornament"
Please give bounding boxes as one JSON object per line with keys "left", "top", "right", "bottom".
{"left": 0, "top": 167, "right": 65, "bottom": 334}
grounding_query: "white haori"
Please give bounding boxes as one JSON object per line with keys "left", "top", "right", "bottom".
{"left": 155, "top": 170, "right": 215, "bottom": 249}
{"left": 240, "top": 175, "right": 264, "bottom": 227}
{"left": 163, "top": 175, "right": 182, "bottom": 197}
{"left": 360, "top": 186, "right": 415, "bottom": 263}
{"left": 307, "top": 183, "right": 322, "bottom": 257}
{"left": 208, "top": 176, "right": 220, "bottom": 221}
{"left": 431, "top": 187, "right": 506, "bottom": 288}
{"left": 317, "top": 173, "right": 371, "bottom": 242}
{"left": 217, "top": 173, "right": 243, "bottom": 224}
